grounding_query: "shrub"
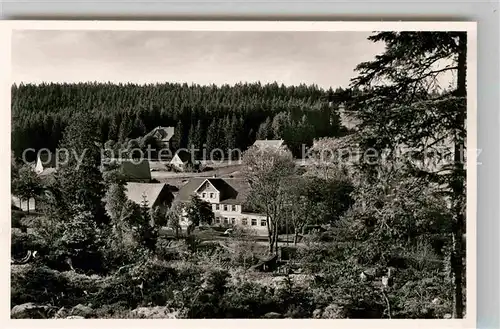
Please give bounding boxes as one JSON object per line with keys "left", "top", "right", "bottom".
{"left": 11, "top": 264, "right": 103, "bottom": 308}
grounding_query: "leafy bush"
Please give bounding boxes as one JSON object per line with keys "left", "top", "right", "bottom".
{"left": 11, "top": 264, "right": 103, "bottom": 308}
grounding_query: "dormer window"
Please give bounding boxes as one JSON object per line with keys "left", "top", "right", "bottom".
{"left": 202, "top": 193, "right": 206, "bottom": 198}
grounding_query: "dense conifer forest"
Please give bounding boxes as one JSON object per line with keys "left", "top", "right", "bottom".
{"left": 11, "top": 82, "right": 345, "bottom": 159}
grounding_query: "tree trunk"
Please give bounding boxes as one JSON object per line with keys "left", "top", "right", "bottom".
{"left": 267, "top": 219, "right": 274, "bottom": 254}
{"left": 451, "top": 33, "right": 467, "bottom": 319}
{"left": 293, "top": 229, "right": 299, "bottom": 246}
{"left": 186, "top": 224, "right": 194, "bottom": 236}
{"left": 268, "top": 238, "right": 274, "bottom": 255}
{"left": 26, "top": 198, "right": 30, "bottom": 214}
{"left": 273, "top": 222, "right": 279, "bottom": 255}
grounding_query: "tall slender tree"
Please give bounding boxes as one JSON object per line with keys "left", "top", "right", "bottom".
{"left": 56, "top": 113, "right": 105, "bottom": 221}
{"left": 243, "top": 146, "right": 296, "bottom": 254}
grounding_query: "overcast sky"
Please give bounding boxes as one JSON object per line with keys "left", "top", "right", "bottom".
{"left": 12, "top": 30, "right": 386, "bottom": 89}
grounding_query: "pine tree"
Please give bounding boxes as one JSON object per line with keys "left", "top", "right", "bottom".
{"left": 226, "top": 114, "right": 239, "bottom": 150}
{"left": 104, "top": 182, "right": 127, "bottom": 222}
{"left": 108, "top": 114, "right": 121, "bottom": 141}
{"left": 171, "top": 120, "right": 185, "bottom": 150}
{"left": 118, "top": 115, "right": 132, "bottom": 143}
{"left": 256, "top": 117, "right": 272, "bottom": 140}
{"left": 271, "top": 112, "right": 290, "bottom": 139}
{"left": 132, "top": 114, "right": 146, "bottom": 138}
{"left": 193, "top": 120, "right": 203, "bottom": 151}
{"left": 217, "top": 119, "right": 227, "bottom": 154}
{"left": 56, "top": 113, "right": 105, "bottom": 220}
{"left": 247, "top": 128, "right": 256, "bottom": 147}
{"left": 187, "top": 122, "right": 195, "bottom": 150}
{"left": 205, "top": 119, "right": 218, "bottom": 153}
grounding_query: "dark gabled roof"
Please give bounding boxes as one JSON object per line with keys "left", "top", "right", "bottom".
{"left": 175, "top": 177, "right": 252, "bottom": 205}
{"left": 173, "top": 150, "right": 193, "bottom": 163}
{"left": 105, "top": 159, "right": 152, "bottom": 181}
{"left": 145, "top": 126, "right": 175, "bottom": 142}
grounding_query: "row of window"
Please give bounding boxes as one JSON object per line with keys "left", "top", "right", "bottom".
{"left": 213, "top": 203, "right": 238, "bottom": 212}
{"left": 215, "top": 217, "right": 267, "bottom": 227}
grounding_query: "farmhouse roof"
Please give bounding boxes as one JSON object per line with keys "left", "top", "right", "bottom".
{"left": 106, "top": 159, "right": 151, "bottom": 181}
{"left": 146, "top": 126, "right": 175, "bottom": 142}
{"left": 125, "top": 182, "right": 167, "bottom": 207}
{"left": 172, "top": 150, "right": 193, "bottom": 163}
{"left": 252, "top": 139, "right": 284, "bottom": 149}
{"left": 175, "top": 177, "right": 252, "bottom": 205}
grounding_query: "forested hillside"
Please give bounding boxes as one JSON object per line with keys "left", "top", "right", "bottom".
{"left": 11, "top": 82, "right": 345, "bottom": 158}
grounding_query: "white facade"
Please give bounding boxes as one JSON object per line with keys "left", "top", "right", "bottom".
{"left": 180, "top": 178, "right": 269, "bottom": 235}
{"left": 170, "top": 154, "right": 186, "bottom": 170}
{"left": 211, "top": 203, "right": 268, "bottom": 235}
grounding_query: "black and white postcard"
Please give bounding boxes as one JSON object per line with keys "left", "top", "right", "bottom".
{"left": 1, "top": 21, "right": 477, "bottom": 328}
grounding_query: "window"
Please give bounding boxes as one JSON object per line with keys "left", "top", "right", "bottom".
{"left": 224, "top": 205, "right": 228, "bottom": 211}
{"left": 232, "top": 205, "right": 237, "bottom": 212}
{"left": 202, "top": 193, "right": 206, "bottom": 198}
{"left": 242, "top": 218, "right": 248, "bottom": 225}
{"left": 215, "top": 204, "right": 219, "bottom": 210}
{"left": 231, "top": 218, "right": 235, "bottom": 225}
{"left": 251, "top": 218, "right": 257, "bottom": 226}
{"left": 260, "top": 220, "right": 267, "bottom": 227}
{"left": 215, "top": 217, "right": 220, "bottom": 224}
{"left": 223, "top": 217, "right": 229, "bottom": 225}
{"left": 210, "top": 193, "right": 214, "bottom": 198}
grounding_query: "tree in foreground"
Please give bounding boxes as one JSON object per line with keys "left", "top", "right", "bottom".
{"left": 12, "top": 164, "right": 43, "bottom": 213}
{"left": 243, "top": 145, "right": 295, "bottom": 254}
{"left": 166, "top": 202, "right": 183, "bottom": 238}
{"left": 346, "top": 32, "right": 467, "bottom": 317}
{"left": 103, "top": 165, "right": 127, "bottom": 222}
{"left": 56, "top": 113, "right": 106, "bottom": 221}
{"left": 185, "top": 195, "right": 214, "bottom": 235}
{"left": 283, "top": 175, "right": 354, "bottom": 245}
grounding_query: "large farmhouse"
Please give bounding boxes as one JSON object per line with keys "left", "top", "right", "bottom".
{"left": 175, "top": 177, "right": 268, "bottom": 235}
{"left": 145, "top": 126, "right": 175, "bottom": 149}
